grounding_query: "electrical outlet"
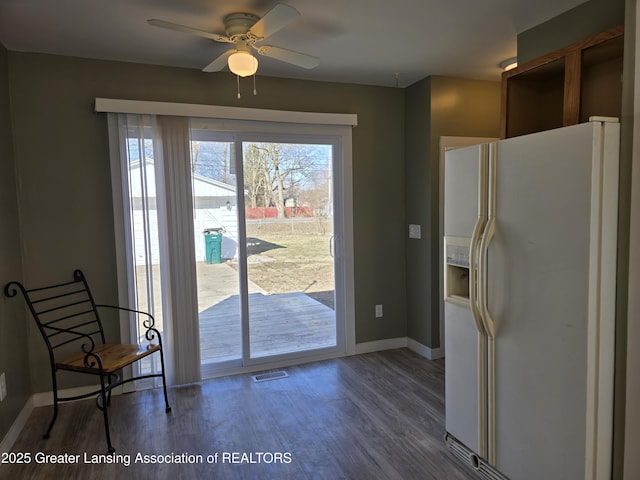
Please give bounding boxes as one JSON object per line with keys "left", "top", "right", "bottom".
{"left": 0, "top": 373, "right": 6, "bottom": 401}
{"left": 375, "top": 304, "right": 383, "bottom": 318}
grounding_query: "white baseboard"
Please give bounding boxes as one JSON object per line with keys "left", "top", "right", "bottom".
{"left": 407, "top": 337, "right": 444, "bottom": 360}
{"left": 32, "top": 384, "right": 117, "bottom": 407}
{"left": 354, "top": 336, "right": 444, "bottom": 360}
{"left": 354, "top": 337, "right": 408, "bottom": 354}
{"left": 0, "top": 396, "right": 34, "bottom": 454}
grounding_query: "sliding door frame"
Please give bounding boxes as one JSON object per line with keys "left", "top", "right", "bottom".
{"left": 102, "top": 99, "right": 357, "bottom": 383}
{"left": 228, "top": 133, "right": 347, "bottom": 369}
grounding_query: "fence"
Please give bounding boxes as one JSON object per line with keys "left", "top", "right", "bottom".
{"left": 245, "top": 206, "right": 314, "bottom": 219}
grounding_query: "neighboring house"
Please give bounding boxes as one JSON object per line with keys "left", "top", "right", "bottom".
{"left": 129, "top": 160, "right": 238, "bottom": 264}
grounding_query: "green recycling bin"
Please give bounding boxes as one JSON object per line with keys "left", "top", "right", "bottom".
{"left": 203, "top": 228, "right": 223, "bottom": 264}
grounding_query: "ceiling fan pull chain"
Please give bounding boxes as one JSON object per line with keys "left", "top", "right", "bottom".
{"left": 253, "top": 75, "right": 257, "bottom": 96}
{"left": 237, "top": 75, "right": 241, "bottom": 99}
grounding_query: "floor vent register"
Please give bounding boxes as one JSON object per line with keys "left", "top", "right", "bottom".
{"left": 252, "top": 371, "right": 289, "bottom": 383}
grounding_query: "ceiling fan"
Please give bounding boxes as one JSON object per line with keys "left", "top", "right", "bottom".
{"left": 147, "top": 3, "right": 320, "bottom": 78}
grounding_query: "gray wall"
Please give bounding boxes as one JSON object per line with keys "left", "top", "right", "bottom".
{"left": 517, "top": 0, "right": 625, "bottom": 64}
{"left": 404, "top": 77, "right": 432, "bottom": 347}
{"left": 623, "top": 0, "right": 640, "bottom": 475}
{"left": 0, "top": 43, "right": 31, "bottom": 442}
{"left": 616, "top": 1, "right": 636, "bottom": 476}
{"left": 621, "top": 2, "right": 637, "bottom": 478}
{"left": 6, "top": 52, "right": 407, "bottom": 392}
{"left": 404, "top": 76, "right": 501, "bottom": 349}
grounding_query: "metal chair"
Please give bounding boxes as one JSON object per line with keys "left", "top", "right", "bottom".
{"left": 4, "top": 269, "right": 171, "bottom": 453}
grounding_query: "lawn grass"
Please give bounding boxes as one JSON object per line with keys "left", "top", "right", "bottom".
{"left": 235, "top": 219, "right": 335, "bottom": 308}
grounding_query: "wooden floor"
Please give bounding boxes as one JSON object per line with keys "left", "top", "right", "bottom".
{"left": 199, "top": 292, "right": 336, "bottom": 363}
{"left": 4, "top": 349, "right": 476, "bottom": 480}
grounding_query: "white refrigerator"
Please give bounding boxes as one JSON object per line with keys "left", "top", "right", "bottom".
{"left": 443, "top": 118, "right": 619, "bottom": 480}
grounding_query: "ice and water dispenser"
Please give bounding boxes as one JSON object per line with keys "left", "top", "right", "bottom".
{"left": 444, "top": 237, "right": 470, "bottom": 307}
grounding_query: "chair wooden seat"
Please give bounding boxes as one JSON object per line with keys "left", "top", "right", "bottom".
{"left": 4, "top": 269, "right": 171, "bottom": 453}
{"left": 57, "top": 343, "right": 162, "bottom": 374}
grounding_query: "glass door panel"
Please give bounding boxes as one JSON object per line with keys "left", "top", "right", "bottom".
{"left": 188, "top": 135, "right": 242, "bottom": 366}
{"left": 242, "top": 141, "right": 337, "bottom": 359}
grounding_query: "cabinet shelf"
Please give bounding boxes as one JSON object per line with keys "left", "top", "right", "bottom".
{"left": 500, "top": 26, "right": 624, "bottom": 139}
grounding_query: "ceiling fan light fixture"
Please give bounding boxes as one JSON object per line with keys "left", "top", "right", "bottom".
{"left": 228, "top": 51, "right": 258, "bottom": 77}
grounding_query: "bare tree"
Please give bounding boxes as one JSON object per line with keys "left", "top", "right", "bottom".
{"left": 243, "top": 142, "right": 330, "bottom": 219}
{"left": 244, "top": 144, "right": 268, "bottom": 208}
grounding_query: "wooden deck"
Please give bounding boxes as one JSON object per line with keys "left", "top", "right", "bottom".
{"left": 199, "top": 291, "right": 336, "bottom": 363}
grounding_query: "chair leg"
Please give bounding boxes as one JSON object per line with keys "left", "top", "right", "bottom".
{"left": 44, "top": 368, "right": 59, "bottom": 440}
{"left": 97, "top": 371, "right": 115, "bottom": 454}
{"left": 106, "top": 373, "right": 118, "bottom": 407}
{"left": 158, "top": 347, "right": 171, "bottom": 413}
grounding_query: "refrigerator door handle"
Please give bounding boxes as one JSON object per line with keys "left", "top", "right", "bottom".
{"left": 479, "top": 223, "right": 496, "bottom": 339}
{"left": 478, "top": 143, "right": 497, "bottom": 340}
{"left": 469, "top": 146, "right": 488, "bottom": 336}
{"left": 469, "top": 216, "right": 486, "bottom": 334}
{"left": 478, "top": 143, "right": 498, "bottom": 466}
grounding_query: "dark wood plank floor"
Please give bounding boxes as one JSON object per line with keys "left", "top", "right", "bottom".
{"left": 2, "top": 349, "right": 476, "bottom": 480}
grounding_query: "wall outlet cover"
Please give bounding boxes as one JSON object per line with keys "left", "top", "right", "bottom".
{"left": 375, "top": 304, "right": 383, "bottom": 317}
{"left": 409, "top": 224, "right": 421, "bottom": 239}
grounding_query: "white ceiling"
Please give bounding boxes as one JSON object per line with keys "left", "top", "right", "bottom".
{"left": 0, "top": 0, "right": 588, "bottom": 87}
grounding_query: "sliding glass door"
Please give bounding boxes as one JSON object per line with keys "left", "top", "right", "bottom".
{"left": 109, "top": 110, "right": 351, "bottom": 385}
{"left": 189, "top": 127, "right": 342, "bottom": 373}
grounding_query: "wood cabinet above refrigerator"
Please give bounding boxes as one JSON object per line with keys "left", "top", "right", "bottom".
{"left": 500, "top": 25, "right": 624, "bottom": 139}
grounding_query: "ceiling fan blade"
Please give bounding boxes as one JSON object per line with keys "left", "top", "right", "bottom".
{"left": 255, "top": 45, "right": 320, "bottom": 69}
{"left": 202, "top": 50, "right": 235, "bottom": 72}
{"left": 249, "top": 4, "right": 300, "bottom": 39}
{"left": 147, "top": 19, "right": 233, "bottom": 43}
